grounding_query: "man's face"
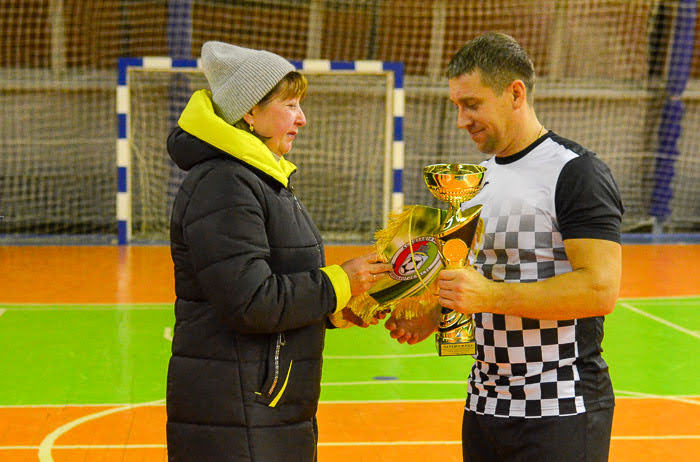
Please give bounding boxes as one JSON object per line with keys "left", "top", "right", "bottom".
{"left": 448, "top": 71, "right": 516, "bottom": 156}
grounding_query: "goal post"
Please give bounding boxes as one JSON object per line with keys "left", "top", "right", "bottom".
{"left": 116, "top": 57, "right": 404, "bottom": 245}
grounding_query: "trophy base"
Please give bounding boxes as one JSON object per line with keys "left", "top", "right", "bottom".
{"left": 436, "top": 339, "right": 476, "bottom": 356}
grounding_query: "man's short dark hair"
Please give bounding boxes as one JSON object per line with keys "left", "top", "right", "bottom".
{"left": 447, "top": 32, "right": 535, "bottom": 96}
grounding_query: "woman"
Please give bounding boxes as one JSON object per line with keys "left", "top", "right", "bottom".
{"left": 166, "top": 41, "right": 391, "bottom": 462}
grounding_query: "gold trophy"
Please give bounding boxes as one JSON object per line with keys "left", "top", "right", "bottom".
{"left": 424, "top": 163, "right": 486, "bottom": 356}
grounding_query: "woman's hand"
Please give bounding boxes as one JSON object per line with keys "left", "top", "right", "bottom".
{"left": 384, "top": 306, "right": 441, "bottom": 344}
{"left": 340, "top": 253, "right": 393, "bottom": 295}
{"left": 338, "top": 306, "right": 391, "bottom": 328}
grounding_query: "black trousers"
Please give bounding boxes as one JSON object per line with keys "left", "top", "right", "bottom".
{"left": 462, "top": 407, "right": 614, "bottom": 462}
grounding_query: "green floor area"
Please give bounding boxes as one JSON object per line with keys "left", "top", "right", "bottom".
{"left": 1, "top": 297, "right": 698, "bottom": 405}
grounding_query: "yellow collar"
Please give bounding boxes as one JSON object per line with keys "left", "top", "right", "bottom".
{"left": 178, "top": 89, "right": 297, "bottom": 187}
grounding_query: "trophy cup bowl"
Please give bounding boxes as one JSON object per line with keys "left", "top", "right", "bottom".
{"left": 424, "top": 163, "right": 486, "bottom": 207}
{"left": 424, "top": 163, "right": 486, "bottom": 242}
{"left": 423, "top": 163, "right": 486, "bottom": 356}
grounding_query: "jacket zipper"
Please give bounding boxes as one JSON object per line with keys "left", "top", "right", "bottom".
{"left": 289, "top": 184, "right": 302, "bottom": 211}
{"left": 288, "top": 183, "right": 321, "bottom": 254}
{"left": 267, "top": 332, "right": 286, "bottom": 397}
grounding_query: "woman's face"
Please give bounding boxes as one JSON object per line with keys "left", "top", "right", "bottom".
{"left": 249, "top": 94, "right": 306, "bottom": 156}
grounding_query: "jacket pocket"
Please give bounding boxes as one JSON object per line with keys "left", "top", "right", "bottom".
{"left": 256, "top": 332, "right": 293, "bottom": 408}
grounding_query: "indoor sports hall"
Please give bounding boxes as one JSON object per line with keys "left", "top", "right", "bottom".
{"left": 1, "top": 1, "right": 698, "bottom": 462}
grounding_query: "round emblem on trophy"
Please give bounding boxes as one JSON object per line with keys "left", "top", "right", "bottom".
{"left": 389, "top": 236, "right": 441, "bottom": 281}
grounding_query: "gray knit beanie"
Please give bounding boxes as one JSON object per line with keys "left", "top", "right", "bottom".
{"left": 201, "top": 41, "right": 295, "bottom": 125}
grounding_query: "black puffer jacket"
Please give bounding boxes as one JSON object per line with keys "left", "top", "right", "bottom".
{"left": 166, "top": 90, "right": 350, "bottom": 462}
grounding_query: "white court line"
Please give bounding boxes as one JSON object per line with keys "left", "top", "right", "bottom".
{"left": 614, "top": 389, "right": 700, "bottom": 406}
{"left": 2, "top": 395, "right": 697, "bottom": 408}
{"left": 320, "top": 436, "right": 700, "bottom": 445}
{"left": 0, "top": 402, "right": 166, "bottom": 408}
{"left": 53, "top": 444, "right": 164, "bottom": 449}
{"left": 37, "top": 399, "right": 164, "bottom": 462}
{"left": 322, "top": 380, "right": 466, "bottom": 386}
{"left": 611, "top": 435, "right": 700, "bottom": 440}
{"left": 619, "top": 296, "right": 699, "bottom": 302}
{"left": 322, "top": 398, "right": 464, "bottom": 404}
{"left": 163, "top": 328, "right": 435, "bottom": 360}
{"left": 320, "top": 441, "right": 461, "bottom": 446}
{"left": 0, "top": 304, "right": 170, "bottom": 311}
{"left": 0, "top": 308, "right": 6, "bottom": 317}
{"left": 325, "top": 353, "right": 436, "bottom": 359}
{"left": 2, "top": 444, "right": 167, "bottom": 450}
{"left": 618, "top": 301, "right": 700, "bottom": 340}
{"left": 5, "top": 435, "right": 700, "bottom": 451}
{"left": 1, "top": 296, "right": 695, "bottom": 309}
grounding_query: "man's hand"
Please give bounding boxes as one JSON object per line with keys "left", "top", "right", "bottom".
{"left": 384, "top": 306, "right": 441, "bottom": 344}
{"left": 437, "top": 266, "right": 491, "bottom": 315}
{"left": 437, "top": 239, "right": 622, "bottom": 320}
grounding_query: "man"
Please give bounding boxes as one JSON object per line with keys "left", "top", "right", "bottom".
{"left": 385, "top": 32, "right": 623, "bottom": 462}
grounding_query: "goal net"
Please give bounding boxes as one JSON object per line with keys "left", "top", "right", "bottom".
{"left": 0, "top": 0, "right": 698, "bottom": 243}
{"left": 124, "top": 64, "right": 398, "bottom": 243}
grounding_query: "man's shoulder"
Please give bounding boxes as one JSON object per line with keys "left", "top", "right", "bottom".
{"left": 540, "top": 133, "right": 615, "bottom": 180}
{"left": 546, "top": 132, "right": 596, "bottom": 158}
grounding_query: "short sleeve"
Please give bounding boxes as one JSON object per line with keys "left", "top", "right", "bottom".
{"left": 555, "top": 154, "right": 624, "bottom": 242}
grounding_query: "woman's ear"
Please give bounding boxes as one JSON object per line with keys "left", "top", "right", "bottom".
{"left": 242, "top": 111, "right": 254, "bottom": 125}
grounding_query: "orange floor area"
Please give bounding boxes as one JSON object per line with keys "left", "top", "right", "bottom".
{"left": 1, "top": 243, "right": 698, "bottom": 304}
{"left": 1, "top": 244, "right": 698, "bottom": 461}
{"left": 1, "top": 398, "right": 698, "bottom": 461}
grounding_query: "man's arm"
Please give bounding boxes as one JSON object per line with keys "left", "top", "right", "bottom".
{"left": 438, "top": 238, "right": 621, "bottom": 320}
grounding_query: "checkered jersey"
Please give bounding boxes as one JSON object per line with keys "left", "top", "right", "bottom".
{"left": 459, "top": 132, "right": 622, "bottom": 418}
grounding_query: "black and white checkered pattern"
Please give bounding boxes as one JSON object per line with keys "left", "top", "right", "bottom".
{"left": 458, "top": 134, "right": 617, "bottom": 418}
{"left": 467, "top": 198, "right": 583, "bottom": 417}
{"left": 467, "top": 314, "right": 585, "bottom": 417}
{"left": 476, "top": 196, "right": 572, "bottom": 283}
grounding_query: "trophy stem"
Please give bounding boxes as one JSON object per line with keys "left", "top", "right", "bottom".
{"left": 435, "top": 237, "right": 477, "bottom": 356}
